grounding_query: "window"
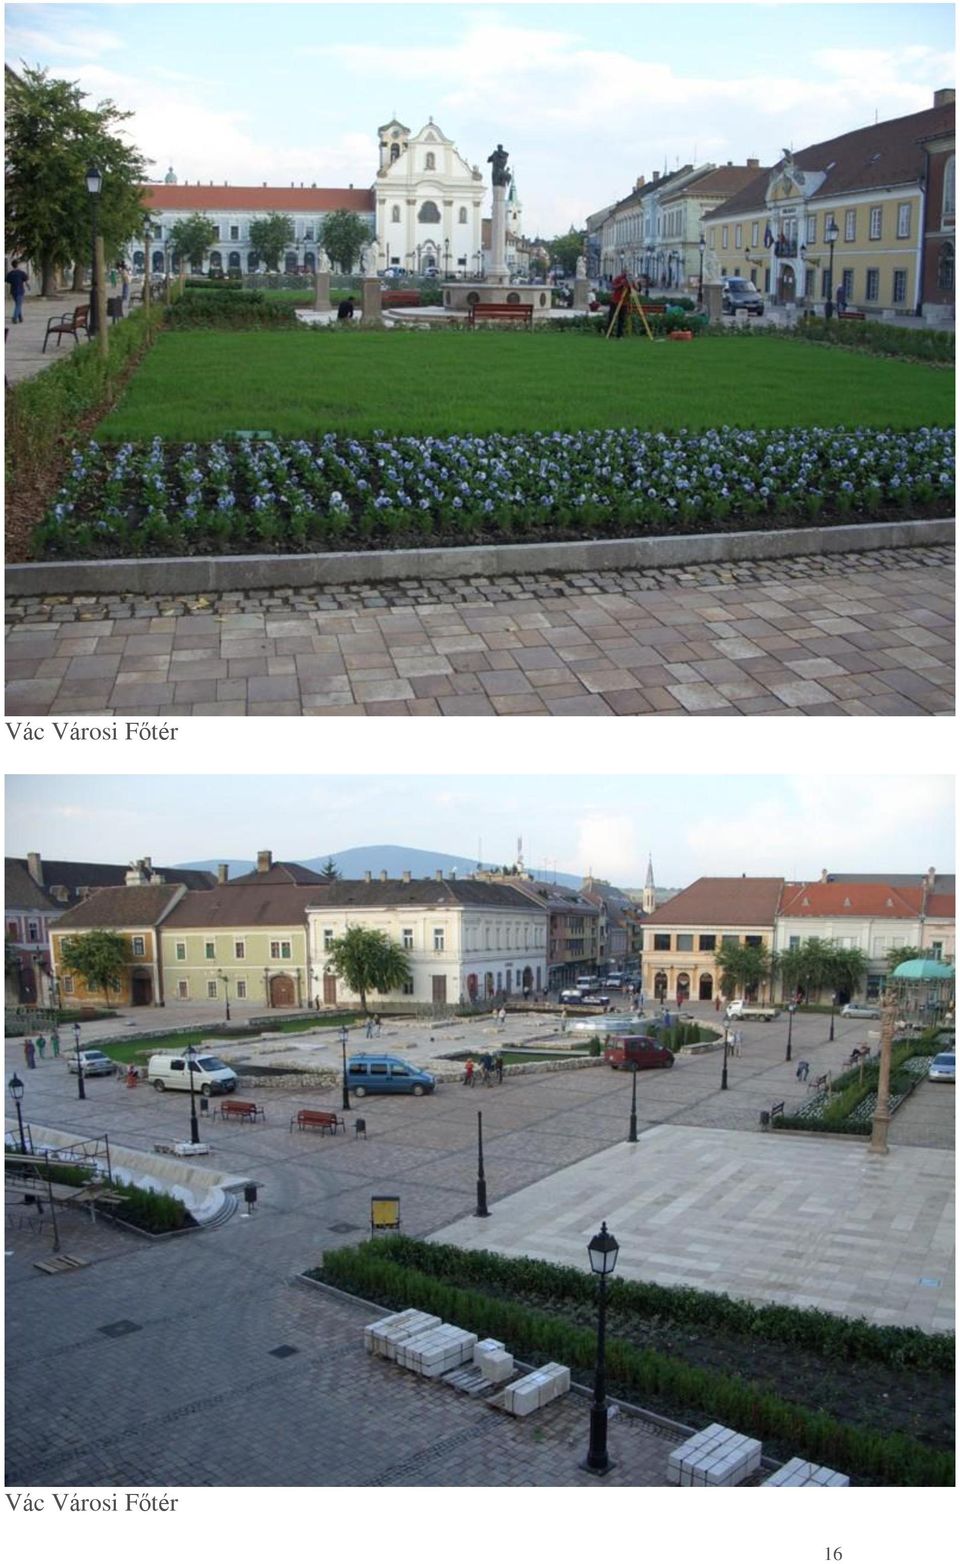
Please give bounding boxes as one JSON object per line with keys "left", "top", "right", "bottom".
{"left": 943, "top": 156, "right": 955, "bottom": 221}
{"left": 207, "top": 980, "right": 217, "bottom": 999}
{"left": 804, "top": 267, "right": 815, "bottom": 297}
{"left": 418, "top": 200, "right": 441, "bottom": 224}
{"left": 869, "top": 206, "right": 882, "bottom": 239}
{"left": 805, "top": 214, "right": 816, "bottom": 244}
{"left": 892, "top": 268, "right": 907, "bottom": 304}
{"left": 734, "top": 223, "right": 742, "bottom": 249}
{"left": 425, "top": 152, "right": 435, "bottom": 170}
{"left": 745, "top": 935, "right": 763, "bottom": 948}
{"left": 841, "top": 267, "right": 854, "bottom": 298}
{"left": 236, "top": 979, "right": 247, "bottom": 998}
{"left": 175, "top": 941, "right": 186, "bottom": 961}
{"left": 676, "top": 934, "right": 694, "bottom": 952}
{"left": 844, "top": 209, "right": 856, "bottom": 242}
{"left": 721, "top": 225, "right": 728, "bottom": 249}
{"left": 177, "top": 980, "right": 188, "bottom": 999}
{"left": 389, "top": 142, "right": 400, "bottom": 162}
{"left": 270, "top": 940, "right": 292, "bottom": 960}
{"left": 391, "top": 204, "right": 400, "bottom": 223}
{"left": 6, "top": 920, "right": 18, "bottom": 938}
{"left": 402, "top": 928, "right": 414, "bottom": 950}
{"left": 323, "top": 929, "right": 334, "bottom": 951}
{"left": 938, "top": 242, "right": 954, "bottom": 292}
{"left": 698, "top": 934, "right": 716, "bottom": 951}
{"left": 433, "top": 928, "right": 445, "bottom": 952}
{"left": 749, "top": 220, "right": 758, "bottom": 247}
{"left": 62, "top": 975, "right": 74, "bottom": 995}
{"left": 788, "top": 935, "right": 801, "bottom": 951}
{"left": 653, "top": 933, "right": 671, "bottom": 951}
{"left": 132, "top": 936, "right": 145, "bottom": 957}
{"left": 205, "top": 941, "right": 215, "bottom": 960}
{"left": 459, "top": 206, "right": 467, "bottom": 223}
{"left": 866, "top": 267, "right": 879, "bottom": 301}
{"left": 721, "top": 935, "right": 739, "bottom": 948}
{"left": 402, "top": 978, "right": 414, "bottom": 996}
{"left": 931, "top": 942, "right": 943, "bottom": 960}
{"left": 230, "top": 224, "right": 239, "bottom": 241}
{"left": 896, "top": 202, "right": 911, "bottom": 239}
{"left": 234, "top": 940, "right": 245, "bottom": 959}
{"left": 27, "top": 919, "right": 39, "bottom": 941}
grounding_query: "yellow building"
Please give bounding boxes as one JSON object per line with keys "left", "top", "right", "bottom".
{"left": 704, "top": 93, "right": 954, "bottom": 314}
{"left": 640, "top": 878, "right": 783, "bottom": 1006}
{"left": 50, "top": 884, "right": 185, "bottom": 1007}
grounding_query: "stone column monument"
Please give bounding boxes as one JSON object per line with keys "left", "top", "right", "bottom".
{"left": 314, "top": 269, "right": 331, "bottom": 310}
{"left": 573, "top": 253, "right": 589, "bottom": 310}
{"left": 486, "top": 143, "right": 511, "bottom": 285}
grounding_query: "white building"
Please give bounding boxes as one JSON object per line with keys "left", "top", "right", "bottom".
{"left": 374, "top": 118, "right": 485, "bottom": 276}
{"left": 306, "top": 875, "right": 548, "bottom": 1008}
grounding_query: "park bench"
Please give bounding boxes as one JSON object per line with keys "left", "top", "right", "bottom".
{"left": 469, "top": 301, "right": 534, "bottom": 329}
{"left": 843, "top": 1045, "right": 872, "bottom": 1068}
{"left": 381, "top": 290, "right": 422, "bottom": 308}
{"left": 290, "top": 1108, "right": 344, "bottom": 1135}
{"left": 808, "top": 1072, "right": 829, "bottom": 1095}
{"left": 640, "top": 302, "right": 667, "bottom": 314}
{"left": 42, "top": 304, "right": 90, "bottom": 353}
{"left": 839, "top": 309, "right": 866, "bottom": 321}
{"left": 219, "top": 1098, "right": 264, "bottom": 1123}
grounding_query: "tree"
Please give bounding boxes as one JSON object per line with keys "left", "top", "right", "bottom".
{"left": 775, "top": 937, "right": 869, "bottom": 1001}
{"left": 59, "top": 930, "right": 127, "bottom": 1002}
{"left": 320, "top": 210, "right": 371, "bottom": 273}
{"left": 714, "top": 940, "right": 772, "bottom": 1000}
{"left": 169, "top": 213, "right": 218, "bottom": 270}
{"left": 326, "top": 927, "right": 411, "bottom": 1014}
{"left": 885, "top": 945, "right": 925, "bottom": 972}
{"left": 5, "top": 65, "right": 150, "bottom": 296}
{"left": 319, "top": 857, "right": 341, "bottom": 881}
{"left": 248, "top": 212, "right": 295, "bottom": 272}
{"left": 546, "top": 226, "right": 586, "bottom": 278}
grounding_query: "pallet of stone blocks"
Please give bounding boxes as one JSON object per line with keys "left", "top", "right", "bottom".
{"left": 364, "top": 1310, "right": 476, "bottom": 1378}
{"left": 502, "top": 1362, "right": 571, "bottom": 1417}
{"left": 667, "top": 1423, "right": 762, "bottom": 1486}
{"left": 763, "top": 1458, "right": 849, "bottom": 1487}
{"left": 364, "top": 1309, "right": 442, "bottom": 1362}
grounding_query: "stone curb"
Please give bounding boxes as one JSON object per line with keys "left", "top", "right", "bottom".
{"left": 5, "top": 516, "right": 953, "bottom": 597}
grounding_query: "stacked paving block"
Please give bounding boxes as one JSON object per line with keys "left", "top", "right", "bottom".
{"left": 762, "top": 1458, "right": 849, "bottom": 1487}
{"left": 502, "top": 1362, "right": 571, "bottom": 1417}
{"left": 364, "top": 1310, "right": 442, "bottom": 1361}
{"left": 667, "top": 1423, "right": 763, "bottom": 1486}
{"left": 394, "top": 1323, "right": 478, "bottom": 1378}
{"left": 473, "top": 1337, "right": 514, "bottom": 1385}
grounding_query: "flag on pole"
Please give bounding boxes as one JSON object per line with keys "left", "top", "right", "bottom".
{"left": 764, "top": 221, "right": 775, "bottom": 248}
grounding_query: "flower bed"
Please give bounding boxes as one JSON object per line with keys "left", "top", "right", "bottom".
{"left": 31, "top": 424, "right": 954, "bottom": 560}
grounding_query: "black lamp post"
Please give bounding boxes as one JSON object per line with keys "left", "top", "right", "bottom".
{"left": 218, "top": 971, "right": 231, "bottom": 1022}
{"left": 475, "top": 1109, "right": 489, "bottom": 1216}
{"left": 185, "top": 1042, "right": 200, "bottom": 1145}
{"left": 721, "top": 1023, "right": 730, "bottom": 1090}
{"left": 785, "top": 1003, "right": 796, "bottom": 1063}
{"left": 340, "top": 1024, "right": 351, "bottom": 1112}
{"left": 73, "top": 1020, "right": 86, "bottom": 1101}
{"left": 86, "top": 164, "right": 103, "bottom": 336}
{"left": 829, "top": 995, "right": 836, "bottom": 1043}
{"left": 697, "top": 235, "right": 706, "bottom": 305}
{"left": 9, "top": 1073, "right": 27, "bottom": 1154}
{"left": 444, "top": 238, "right": 450, "bottom": 279}
{"left": 628, "top": 1061, "right": 639, "bottom": 1143}
{"left": 582, "top": 1221, "right": 620, "bottom": 1475}
{"left": 824, "top": 217, "right": 839, "bottom": 318}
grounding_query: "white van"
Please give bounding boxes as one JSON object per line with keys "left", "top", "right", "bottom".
{"left": 148, "top": 1052, "right": 238, "bottom": 1096}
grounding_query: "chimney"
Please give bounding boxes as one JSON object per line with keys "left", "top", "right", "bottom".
{"left": 435, "top": 869, "right": 443, "bottom": 881}
{"left": 143, "top": 856, "right": 152, "bottom": 870}
{"left": 380, "top": 870, "right": 389, "bottom": 882}
{"left": 51, "top": 885, "right": 69, "bottom": 904}
{"left": 125, "top": 859, "right": 148, "bottom": 886}
{"left": 217, "top": 863, "right": 229, "bottom": 884}
{"left": 652, "top": 170, "right": 660, "bottom": 182}
{"left": 450, "top": 870, "right": 456, "bottom": 880}
{"left": 747, "top": 158, "right": 759, "bottom": 168}
{"left": 27, "top": 852, "right": 43, "bottom": 887}
{"left": 820, "top": 868, "right": 829, "bottom": 883}
{"left": 933, "top": 88, "right": 955, "bottom": 107}
{"left": 926, "top": 866, "right": 937, "bottom": 890}
{"left": 364, "top": 871, "right": 372, "bottom": 883}
{"left": 634, "top": 174, "right": 645, "bottom": 189}
{"left": 402, "top": 870, "right": 411, "bottom": 883}
{"left": 257, "top": 850, "right": 272, "bottom": 875}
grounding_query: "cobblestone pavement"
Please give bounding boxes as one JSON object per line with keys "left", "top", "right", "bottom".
{"left": 6, "top": 546, "right": 954, "bottom": 715}
{"left": 5, "top": 1007, "right": 952, "bottom": 1487}
{"left": 4, "top": 287, "right": 143, "bottom": 386}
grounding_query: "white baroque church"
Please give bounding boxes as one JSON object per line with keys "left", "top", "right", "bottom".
{"left": 373, "top": 118, "right": 486, "bottom": 275}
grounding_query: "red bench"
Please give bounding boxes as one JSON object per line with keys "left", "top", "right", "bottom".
{"left": 220, "top": 1098, "right": 264, "bottom": 1122}
{"left": 381, "top": 290, "right": 422, "bottom": 308}
{"left": 838, "top": 310, "right": 866, "bottom": 321}
{"left": 640, "top": 302, "right": 667, "bottom": 315}
{"left": 43, "top": 304, "right": 90, "bottom": 353}
{"left": 469, "top": 301, "right": 533, "bottom": 329}
{"left": 290, "top": 1108, "right": 344, "bottom": 1135}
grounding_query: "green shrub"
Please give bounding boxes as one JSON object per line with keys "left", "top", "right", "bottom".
{"left": 793, "top": 315, "right": 954, "bottom": 363}
{"left": 184, "top": 276, "right": 243, "bottom": 291}
{"left": 110, "top": 1178, "right": 189, "bottom": 1233}
{"left": 165, "top": 290, "right": 305, "bottom": 330}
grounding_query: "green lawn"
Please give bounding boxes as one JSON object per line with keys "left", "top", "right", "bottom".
{"left": 96, "top": 331, "right": 954, "bottom": 441}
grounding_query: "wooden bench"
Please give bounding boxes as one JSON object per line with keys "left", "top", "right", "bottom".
{"left": 290, "top": 1108, "right": 344, "bottom": 1135}
{"left": 838, "top": 309, "right": 866, "bottom": 321}
{"left": 844, "top": 1046, "right": 872, "bottom": 1068}
{"left": 469, "top": 301, "right": 533, "bottom": 329}
{"left": 381, "top": 290, "right": 422, "bottom": 308}
{"left": 42, "top": 304, "right": 90, "bottom": 353}
{"left": 219, "top": 1098, "right": 264, "bottom": 1123}
{"left": 640, "top": 302, "right": 667, "bottom": 314}
{"left": 808, "top": 1072, "right": 830, "bottom": 1095}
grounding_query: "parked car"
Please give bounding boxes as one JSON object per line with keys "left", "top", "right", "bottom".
{"left": 421, "top": 265, "right": 439, "bottom": 279}
{"left": 927, "top": 1052, "right": 956, "bottom": 1083}
{"left": 560, "top": 989, "right": 610, "bottom": 1008}
{"left": 722, "top": 278, "right": 764, "bottom": 315}
{"left": 725, "top": 1000, "right": 779, "bottom": 1021}
{"left": 66, "top": 1048, "right": 114, "bottom": 1077}
{"left": 346, "top": 1054, "right": 436, "bottom": 1096}
{"left": 148, "top": 1052, "right": 238, "bottom": 1096}
{"left": 605, "top": 1035, "right": 675, "bottom": 1070}
{"left": 841, "top": 1002, "right": 882, "bottom": 1018}
{"left": 380, "top": 266, "right": 408, "bottom": 279}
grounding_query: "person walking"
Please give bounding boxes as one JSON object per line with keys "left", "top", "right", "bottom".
{"left": 559, "top": 1009, "right": 567, "bottom": 1035}
{"left": 36, "top": 1033, "right": 47, "bottom": 1060}
{"left": 835, "top": 282, "right": 846, "bottom": 317}
{"left": 120, "top": 263, "right": 130, "bottom": 308}
{"left": 50, "top": 1029, "right": 60, "bottom": 1059}
{"left": 24, "top": 1038, "right": 36, "bottom": 1069}
{"left": 497, "top": 1005, "right": 507, "bottom": 1029}
{"left": 495, "top": 1051, "right": 504, "bottom": 1084}
{"left": 795, "top": 1059, "right": 810, "bottom": 1082}
{"left": 365, "top": 1015, "right": 374, "bottom": 1040}
{"left": 464, "top": 1056, "right": 475, "bottom": 1087}
{"left": 373, "top": 1015, "right": 381, "bottom": 1038}
{"left": 6, "top": 260, "right": 28, "bottom": 323}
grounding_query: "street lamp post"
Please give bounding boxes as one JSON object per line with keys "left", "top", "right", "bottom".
{"left": 697, "top": 235, "right": 706, "bottom": 306}
{"left": 824, "top": 217, "right": 839, "bottom": 318}
{"left": 185, "top": 1042, "right": 200, "bottom": 1145}
{"left": 475, "top": 1109, "right": 490, "bottom": 1216}
{"left": 628, "top": 1061, "right": 639, "bottom": 1143}
{"left": 73, "top": 1020, "right": 86, "bottom": 1101}
{"left": 721, "top": 1023, "right": 730, "bottom": 1090}
{"left": 785, "top": 1003, "right": 796, "bottom": 1063}
{"left": 218, "top": 971, "right": 231, "bottom": 1022}
{"left": 582, "top": 1222, "right": 620, "bottom": 1475}
{"left": 86, "top": 164, "right": 103, "bottom": 336}
{"left": 340, "top": 1025, "right": 351, "bottom": 1112}
{"left": 9, "top": 1073, "right": 27, "bottom": 1153}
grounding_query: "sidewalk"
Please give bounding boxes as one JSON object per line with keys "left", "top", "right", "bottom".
{"left": 4, "top": 285, "right": 142, "bottom": 386}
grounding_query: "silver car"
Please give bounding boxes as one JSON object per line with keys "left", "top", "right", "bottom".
{"left": 928, "top": 1052, "right": 956, "bottom": 1083}
{"left": 66, "top": 1048, "right": 114, "bottom": 1077}
{"left": 841, "top": 1003, "right": 882, "bottom": 1018}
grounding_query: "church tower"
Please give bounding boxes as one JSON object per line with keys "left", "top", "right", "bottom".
{"left": 377, "top": 119, "right": 411, "bottom": 174}
{"left": 642, "top": 854, "right": 656, "bottom": 915}
{"left": 163, "top": 165, "right": 178, "bottom": 185}
{"left": 506, "top": 176, "right": 522, "bottom": 232}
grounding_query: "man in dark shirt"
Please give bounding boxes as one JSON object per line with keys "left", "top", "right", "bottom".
{"left": 6, "top": 262, "right": 28, "bottom": 323}
{"left": 336, "top": 296, "right": 355, "bottom": 321}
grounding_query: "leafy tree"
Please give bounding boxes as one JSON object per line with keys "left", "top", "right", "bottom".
{"left": 326, "top": 927, "right": 411, "bottom": 1014}
{"left": 319, "top": 857, "right": 341, "bottom": 881}
{"left": 546, "top": 226, "right": 586, "bottom": 277}
{"left": 775, "top": 937, "right": 869, "bottom": 1001}
{"left": 714, "top": 940, "right": 772, "bottom": 1000}
{"left": 248, "top": 212, "right": 295, "bottom": 271}
{"left": 59, "top": 930, "right": 127, "bottom": 1002}
{"left": 885, "top": 945, "right": 925, "bottom": 972}
{"left": 5, "top": 935, "right": 20, "bottom": 980}
{"left": 320, "top": 209, "right": 371, "bottom": 273}
{"left": 169, "top": 213, "right": 218, "bottom": 270}
{"left": 5, "top": 65, "right": 150, "bottom": 295}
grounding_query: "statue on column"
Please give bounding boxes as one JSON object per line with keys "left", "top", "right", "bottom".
{"left": 487, "top": 144, "right": 511, "bottom": 187}
{"left": 575, "top": 254, "right": 587, "bottom": 280}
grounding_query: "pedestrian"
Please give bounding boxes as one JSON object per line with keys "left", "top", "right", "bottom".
{"left": 24, "top": 1038, "right": 36, "bottom": 1069}
{"left": 373, "top": 1015, "right": 381, "bottom": 1038}
{"left": 835, "top": 282, "right": 846, "bottom": 316}
{"left": 795, "top": 1059, "right": 810, "bottom": 1082}
{"left": 607, "top": 271, "right": 629, "bottom": 337}
{"left": 336, "top": 296, "right": 355, "bottom": 320}
{"left": 50, "top": 1029, "right": 60, "bottom": 1059}
{"left": 365, "top": 1015, "right": 374, "bottom": 1040}
{"left": 36, "top": 1033, "right": 47, "bottom": 1060}
{"left": 6, "top": 259, "right": 28, "bottom": 323}
{"left": 464, "top": 1056, "right": 475, "bottom": 1087}
{"left": 498, "top": 1005, "right": 506, "bottom": 1028}
{"left": 714, "top": 995, "right": 721, "bottom": 1012}
{"left": 495, "top": 1052, "right": 504, "bottom": 1084}
{"left": 109, "top": 264, "right": 118, "bottom": 288}
{"left": 560, "top": 1010, "right": 567, "bottom": 1035}
{"left": 120, "top": 263, "right": 130, "bottom": 306}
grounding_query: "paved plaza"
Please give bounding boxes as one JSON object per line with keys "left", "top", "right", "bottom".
{"left": 5, "top": 545, "right": 955, "bottom": 716}
{"left": 5, "top": 1004, "right": 954, "bottom": 1486}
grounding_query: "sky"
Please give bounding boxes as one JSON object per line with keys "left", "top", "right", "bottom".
{"left": 4, "top": 1, "right": 955, "bottom": 235}
{"left": 5, "top": 773, "right": 954, "bottom": 885}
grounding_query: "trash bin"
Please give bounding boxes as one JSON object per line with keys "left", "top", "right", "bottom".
{"left": 759, "top": 1110, "right": 771, "bottom": 1129}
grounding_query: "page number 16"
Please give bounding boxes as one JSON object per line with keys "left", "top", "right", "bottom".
{"left": 826, "top": 1552, "right": 843, "bottom": 1561}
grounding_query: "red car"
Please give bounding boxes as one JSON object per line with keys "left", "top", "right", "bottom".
{"left": 605, "top": 1035, "right": 674, "bottom": 1070}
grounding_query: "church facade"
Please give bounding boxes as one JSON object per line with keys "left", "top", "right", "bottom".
{"left": 374, "top": 119, "right": 486, "bottom": 275}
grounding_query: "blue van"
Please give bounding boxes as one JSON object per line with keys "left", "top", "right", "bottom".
{"left": 346, "top": 1054, "right": 436, "bottom": 1097}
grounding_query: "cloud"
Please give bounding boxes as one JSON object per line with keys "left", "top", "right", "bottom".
{"left": 576, "top": 813, "right": 639, "bottom": 882}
